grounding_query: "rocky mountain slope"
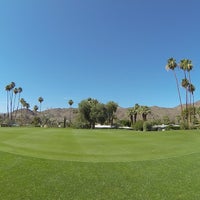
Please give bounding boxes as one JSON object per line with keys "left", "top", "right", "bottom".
{"left": 2, "top": 101, "right": 200, "bottom": 124}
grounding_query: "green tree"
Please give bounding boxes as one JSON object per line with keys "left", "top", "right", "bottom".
{"left": 139, "top": 105, "right": 151, "bottom": 121}
{"left": 127, "top": 108, "right": 134, "bottom": 126}
{"left": 78, "top": 98, "right": 98, "bottom": 129}
{"left": 106, "top": 101, "right": 118, "bottom": 126}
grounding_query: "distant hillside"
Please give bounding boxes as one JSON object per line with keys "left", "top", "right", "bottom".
{"left": 2, "top": 101, "right": 200, "bottom": 124}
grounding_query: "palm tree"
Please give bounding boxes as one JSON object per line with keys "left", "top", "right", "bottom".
{"left": 68, "top": 99, "right": 74, "bottom": 123}
{"left": 139, "top": 106, "right": 151, "bottom": 121}
{"left": 181, "top": 78, "right": 189, "bottom": 121}
{"left": 68, "top": 99, "right": 74, "bottom": 107}
{"left": 13, "top": 88, "right": 18, "bottom": 113}
{"left": 127, "top": 103, "right": 140, "bottom": 126}
{"left": 14, "top": 87, "right": 23, "bottom": 120}
{"left": 166, "top": 58, "right": 183, "bottom": 113}
{"left": 132, "top": 103, "right": 140, "bottom": 123}
{"left": 188, "top": 83, "right": 196, "bottom": 123}
{"left": 5, "top": 84, "right": 11, "bottom": 119}
{"left": 5, "top": 82, "right": 16, "bottom": 120}
{"left": 33, "top": 105, "right": 39, "bottom": 113}
{"left": 179, "top": 59, "right": 189, "bottom": 104}
{"left": 38, "top": 97, "right": 44, "bottom": 112}
{"left": 20, "top": 98, "right": 26, "bottom": 123}
{"left": 9, "top": 82, "right": 15, "bottom": 120}
{"left": 127, "top": 108, "right": 134, "bottom": 126}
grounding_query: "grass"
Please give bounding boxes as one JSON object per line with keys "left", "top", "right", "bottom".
{"left": 1, "top": 128, "right": 200, "bottom": 199}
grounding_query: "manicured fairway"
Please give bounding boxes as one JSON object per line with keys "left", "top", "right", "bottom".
{"left": 1, "top": 128, "right": 200, "bottom": 162}
{"left": 1, "top": 128, "right": 200, "bottom": 199}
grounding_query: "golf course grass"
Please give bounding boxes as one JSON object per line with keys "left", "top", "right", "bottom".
{"left": 1, "top": 128, "right": 200, "bottom": 199}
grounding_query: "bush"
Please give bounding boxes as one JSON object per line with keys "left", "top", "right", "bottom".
{"left": 118, "top": 119, "right": 131, "bottom": 127}
{"left": 143, "top": 121, "right": 152, "bottom": 131}
{"left": 133, "top": 120, "right": 144, "bottom": 131}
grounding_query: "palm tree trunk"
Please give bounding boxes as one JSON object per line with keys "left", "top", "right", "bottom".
{"left": 173, "top": 70, "right": 183, "bottom": 113}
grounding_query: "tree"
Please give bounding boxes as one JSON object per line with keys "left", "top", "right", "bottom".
{"left": 127, "top": 108, "right": 134, "bottom": 126}
{"left": 13, "top": 88, "right": 18, "bottom": 113}
{"left": 179, "top": 59, "right": 195, "bottom": 126}
{"left": 78, "top": 98, "right": 113, "bottom": 129}
{"left": 5, "top": 82, "right": 16, "bottom": 120}
{"left": 106, "top": 101, "right": 118, "bottom": 126}
{"left": 68, "top": 99, "right": 74, "bottom": 107}
{"left": 95, "top": 103, "right": 107, "bottom": 125}
{"left": 166, "top": 58, "right": 183, "bottom": 113}
{"left": 139, "top": 105, "right": 151, "bottom": 121}
{"left": 78, "top": 98, "right": 97, "bottom": 129}
{"left": 5, "top": 84, "right": 11, "bottom": 119}
{"left": 9, "top": 82, "right": 15, "bottom": 120}
{"left": 33, "top": 105, "right": 39, "bottom": 113}
{"left": 14, "top": 87, "right": 23, "bottom": 120}
{"left": 132, "top": 103, "right": 140, "bottom": 123}
{"left": 38, "top": 97, "right": 44, "bottom": 112}
{"left": 127, "top": 104, "right": 140, "bottom": 126}
{"left": 68, "top": 99, "right": 74, "bottom": 124}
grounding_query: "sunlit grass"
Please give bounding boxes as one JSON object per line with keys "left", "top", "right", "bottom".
{"left": 1, "top": 128, "right": 200, "bottom": 199}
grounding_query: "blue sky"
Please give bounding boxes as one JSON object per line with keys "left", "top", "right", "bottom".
{"left": 1, "top": 0, "right": 200, "bottom": 112}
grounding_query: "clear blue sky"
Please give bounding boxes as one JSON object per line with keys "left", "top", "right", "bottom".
{"left": 1, "top": 0, "right": 200, "bottom": 112}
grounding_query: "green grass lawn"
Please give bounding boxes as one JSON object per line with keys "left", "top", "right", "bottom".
{"left": 1, "top": 128, "right": 200, "bottom": 199}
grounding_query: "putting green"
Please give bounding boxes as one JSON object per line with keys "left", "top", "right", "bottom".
{"left": 0, "top": 128, "right": 200, "bottom": 162}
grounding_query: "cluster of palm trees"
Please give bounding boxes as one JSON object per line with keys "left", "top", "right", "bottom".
{"left": 5, "top": 82, "right": 22, "bottom": 120}
{"left": 4, "top": 82, "right": 44, "bottom": 123}
{"left": 166, "top": 58, "right": 195, "bottom": 127}
{"left": 127, "top": 103, "right": 151, "bottom": 126}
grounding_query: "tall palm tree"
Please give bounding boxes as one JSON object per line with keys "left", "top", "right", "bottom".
{"left": 166, "top": 58, "right": 183, "bottom": 113}
{"left": 20, "top": 98, "right": 26, "bottom": 123}
{"left": 5, "top": 82, "right": 16, "bottom": 120}
{"left": 188, "top": 83, "right": 196, "bottom": 123}
{"left": 68, "top": 99, "right": 74, "bottom": 123}
{"left": 9, "top": 82, "right": 15, "bottom": 120}
{"left": 5, "top": 84, "right": 11, "bottom": 119}
{"left": 13, "top": 88, "right": 18, "bottom": 113}
{"left": 14, "top": 87, "right": 23, "bottom": 120}
{"left": 181, "top": 78, "right": 189, "bottom": 121}
{"left": 179, "top": 60, "right": 194, "bottom": 109}
{"left": 38, "top": 97, "right": 44, "bottom": 112}
{"left": 185, "top": 59, "right": 194, "bottom": 119}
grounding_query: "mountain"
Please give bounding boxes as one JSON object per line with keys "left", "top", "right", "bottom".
{"left": 2, "top": 101, "right": 200, "bottom": 124}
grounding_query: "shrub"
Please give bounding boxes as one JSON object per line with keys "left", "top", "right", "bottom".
{"left": 133, "top": 120, "right": 144, "bottom": 131}
{"left": 143, "top": 121, "right": 152, "bottom": 131}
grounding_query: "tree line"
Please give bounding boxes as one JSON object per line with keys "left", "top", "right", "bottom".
{"left": 166, "top": 58, "right": 196, "bottom": 128}
{"left": 2, "top": 58, "right": 200, "bottom": 130}
{"left": 3, "top": 81, "right": 44, "bottom": 125}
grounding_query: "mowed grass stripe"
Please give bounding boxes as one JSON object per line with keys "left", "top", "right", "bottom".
{"left": 1, "top": 150, "right": 200, "bottom": 199}
{"left": 1, "top": 128, "right": 200, "bottom": 162}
